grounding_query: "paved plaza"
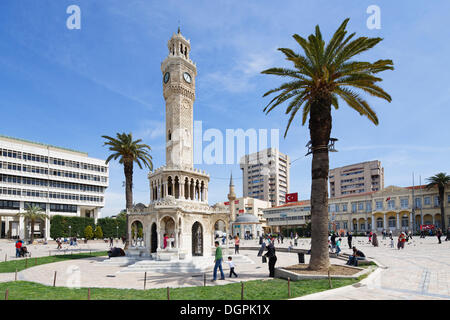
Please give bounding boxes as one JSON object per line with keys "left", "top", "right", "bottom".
{"left": 0, "top": 236, "right": 449, "bottom": 300}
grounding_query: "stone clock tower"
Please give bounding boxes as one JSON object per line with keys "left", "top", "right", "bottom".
{"left": 127, "top": 30, "right": 232, "bottom": 261}
{"left": 161, "top": 29, "right": 196, "bottom": 170}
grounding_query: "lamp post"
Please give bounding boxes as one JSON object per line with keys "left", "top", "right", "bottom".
{"left": 68, "top": 225, "right": 71, "bottom": 239}
{"left": 116, "top": 225, "right": 119, "bottom": 240}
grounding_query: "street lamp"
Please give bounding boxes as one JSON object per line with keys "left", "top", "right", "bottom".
{"left": 68, "top": 225, "right": 71, "bottom": 239}
{"left": 116, "top": 225, "right": 119, "bottom": 240}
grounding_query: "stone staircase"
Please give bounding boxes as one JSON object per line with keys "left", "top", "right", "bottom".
{"left": 120, "top": 257, "right": 214, "bottom": 273}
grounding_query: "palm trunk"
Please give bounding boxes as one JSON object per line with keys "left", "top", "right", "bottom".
{"left": 30, "top": 218, "right": 35, "bottom": 244}
{"left": 124, "top": 161, "right": 133, "bottom": 250}
{"left": 308, "top": 96, "right": 332, "bottom": 271}
{"left": 439, "top": 187, "right": 445, "bottom": 230}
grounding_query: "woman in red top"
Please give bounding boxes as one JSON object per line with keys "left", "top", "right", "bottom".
{"left": 234, "top": 236, "right": 240, "bottom": 254}
{"left": 163, "top": 233, "right": 169, "bottom": 249}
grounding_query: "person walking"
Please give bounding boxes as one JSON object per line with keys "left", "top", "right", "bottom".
{"left": 212, "top": 241, "right": 225, "bottom": 281}
{"left": 109, "top": 237, "right": 114, "bottom": 247}
{"left": 227, "top": 256, "right": 238, "bottom": 278}
{"left": 264, "top": 239, "right": 277, "bottom": 277}
{"left": 330, "top": 233, "right": 336, "bottom": 253}
{"left": 234, "top": 235, "right": 240, "bottom": 255}
{"left": 390, "top": 234, "right": 394, "bottom": 248}
{"left": 347, "top": 232, "right": 353, "bottom": 249}
{"left": 15, "top": 239, "right": 22, "bottom": 258}
{"left": 446, "top": 227, "right": 450, "bottom": 241}
{"left": 372, "top": 233, "right": 379, "bottom": 247}
{"left": 294, "top": 233, "right": 298, "bottom": 246}
{"left": 335, "top": 238, "right": 342, "bottom": 256}
{"left": 437, "top": 228, "right": 442, "bottom": 244}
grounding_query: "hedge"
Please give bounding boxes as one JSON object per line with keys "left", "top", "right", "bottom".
{"left": 50, "top": 216, "right": 95, "bottom": 239}
{"left": 96, "top": 217, "right": 126, "bottom": 238}
{"left": 50, "top": 215, "right": 127, "bottom": 240}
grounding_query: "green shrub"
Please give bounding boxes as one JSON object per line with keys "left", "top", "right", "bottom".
{"left": 94, "top": 226, "right": 103, "bottom": 239}
{"left": 84, "top": 225, "right": 94, "bottom": 240}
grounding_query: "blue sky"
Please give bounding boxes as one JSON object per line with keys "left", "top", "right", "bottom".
{"left": 1, "top": 0, "right": 450, "bottom": 217}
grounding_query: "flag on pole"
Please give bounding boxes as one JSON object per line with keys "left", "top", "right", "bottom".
{"left": 285, "top": 193, "right": 298, "bottom": 203}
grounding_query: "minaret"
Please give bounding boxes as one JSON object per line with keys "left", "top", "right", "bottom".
{"left": 161, "top": 29, "right": 197, "bottom": 169}
{"left": 228, "top": 172, "right": 237, "bottom": 222}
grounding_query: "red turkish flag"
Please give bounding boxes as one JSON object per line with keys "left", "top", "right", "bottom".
{"left": 285, "top": 193, "right": 298, "bottom": 203}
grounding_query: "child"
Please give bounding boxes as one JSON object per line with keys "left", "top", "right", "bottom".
{"left": 335, "top": 238, "right": 342, "bottom": 255}
{"left": 227, "top": 256, "right": 238, "bottom": 278}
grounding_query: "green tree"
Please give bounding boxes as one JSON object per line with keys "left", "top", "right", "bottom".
{"left": 94, "top": 226, "right": 104, "bottom": 239}
{"left": 137, "top": 227, "right": 143, "bottom": 239}
{"left": 102, "top": 133, "right": 153, "bottom": 248}
{"left": 84, "top": 225, "right": 94, "bottom": 241}
{"left": 426, "top": 173, "right": 450, "bottom": 230}
{"left": 261, "top": 19, "right": 393, "bottom": 270}
{"left": 16, "top": 204, "right": 49, "bottom": 243}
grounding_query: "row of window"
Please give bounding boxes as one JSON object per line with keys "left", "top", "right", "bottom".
{"left": 0, "top": 187, "right": 103, "bottom": 203}
{"left": 0, "top": 162, "right": 107, "bottom": 183}
{"left": 0, "top": 200, "right": 77, "bottom": 213}
{"left": 0, "top": 174, "right": 105, "bottom": 193}
{"left": 267, "top": 215, "right": 311, "bottom": 222}
{"left": 0, "top": 148, "right": 107, "bottom": 173}
{"left": 340, "top": 170, "right": 364, "bottom": 177}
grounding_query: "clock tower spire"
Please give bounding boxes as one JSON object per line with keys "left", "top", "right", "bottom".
{"left": 161, "top": 30, "right": 197, "bottom": 170}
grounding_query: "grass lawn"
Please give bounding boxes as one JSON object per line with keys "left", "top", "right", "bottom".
{"left": 0, "top": 276, "right": 364, "bottom": 300}
{"left": 0, "top": 251, "right": 108, "bottom": 273}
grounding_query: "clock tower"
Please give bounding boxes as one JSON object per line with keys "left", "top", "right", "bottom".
{"left": 161, "top": 29, "right": 197, "bottom": 170}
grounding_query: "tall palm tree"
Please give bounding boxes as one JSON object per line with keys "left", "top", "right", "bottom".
{"left": 426, "top": 173, "right": 450, "bottom": 231}
{"left": 261, "top": 18, "right": 393, "bottom": 270}
{"left": 16, "top": 204, "right": 49, "bottom": 243}
{"left": 102, "top": 132, "right": 153, "bottom": 248}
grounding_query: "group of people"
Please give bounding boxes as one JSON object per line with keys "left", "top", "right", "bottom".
{"left": 212, "top": 235, "right": 278, "bottom": 281}
{"left": 55, "top": 237, "right": 78, "bottom": 249}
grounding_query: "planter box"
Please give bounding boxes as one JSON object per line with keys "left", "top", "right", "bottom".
{"left": 275, "top": 265, "right": 370, "bottom": 281}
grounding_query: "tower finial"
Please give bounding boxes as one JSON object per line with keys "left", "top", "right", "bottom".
{"left": 229, "top": 172, "right": 234, "bottom": 187}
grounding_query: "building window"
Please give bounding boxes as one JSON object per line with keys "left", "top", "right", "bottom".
{"left": 387, "top": 200, "right": 395, "bottom": 210}
{"left": 400, "top": 198, "right": 408, "bottom": 209}
{"left": 351, "top": 203, "right": 357, "bottom": 213}
{"left": 401, "top": 216, "right": 409, "bottom": 227}
{"left": 388, "top": 216, "right": 395, "bottom": 228}
{"left": 416, "top": 197, "right": 422, "bottom": 209}
{"left": 376, "top": 218, "right": 383, "bottom": 228}
{"left": 434, "top": 196, "right": 440, "bottom": 207}
{"left": 342, "top": 204, "right": 347, "bottom": 212}
{"left": 375, "top": 201, "right": 382, "bottom": 210}
{"left": 358, "top": 202, "right": 364, "bottom": 211}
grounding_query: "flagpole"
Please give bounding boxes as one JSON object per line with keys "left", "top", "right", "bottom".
{"left": 412, "top": 172, "right": 415, "bottom": 232}
{"left": 420, "top": 175, "right": 423, "bottom": 226}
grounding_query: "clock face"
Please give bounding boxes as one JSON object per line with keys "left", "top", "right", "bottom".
{"left": 183, "top": 72, "right": 192, "bottom": 84}
{"left": 163, "top": 72, "right": 170, "bottom": 84}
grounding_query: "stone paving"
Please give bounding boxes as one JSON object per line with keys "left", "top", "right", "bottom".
{"left": 1, "top": 236, "right": 449, "bottom": 300}
{"left": 0, "top": 249, "right": 347, "bottom": 290}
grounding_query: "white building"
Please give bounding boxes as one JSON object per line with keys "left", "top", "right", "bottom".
{"left": 240, "top": 148, "right": 290, "bottom": 206}
{"left": 0, "top": 135, "right": 108, "bottom": 240}
{"left": 329, "top": 160, "right": 384, "bottom": 197}
{"left": 221, "top": 196, "right": 271, "bottom": 232}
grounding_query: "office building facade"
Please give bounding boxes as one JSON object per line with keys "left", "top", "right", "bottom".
{"left": 329, "top": 160, "right": 384, "bottom": 197}
{"left": 0, "top": 135, "right": 108, "bottom": 240}
{"left": 240, "top": 148, "right": 290, "bottom": 206}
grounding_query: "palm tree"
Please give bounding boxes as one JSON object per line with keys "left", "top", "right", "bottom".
{"left": 261, "top": 19, "right": 393, "bottom": 270}
{"left": 426, "top": 173, "right": 450, "bottom": 231}
{"left": 16, "top": 204, "right": 49, "bottom": 243}
{"left": 102, "top": 132, "right": 153, "bottom": 248}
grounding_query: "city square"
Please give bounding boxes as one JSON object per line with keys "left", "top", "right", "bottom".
{"left": 0, "top": 1, "right": 449, "bottom": 313}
